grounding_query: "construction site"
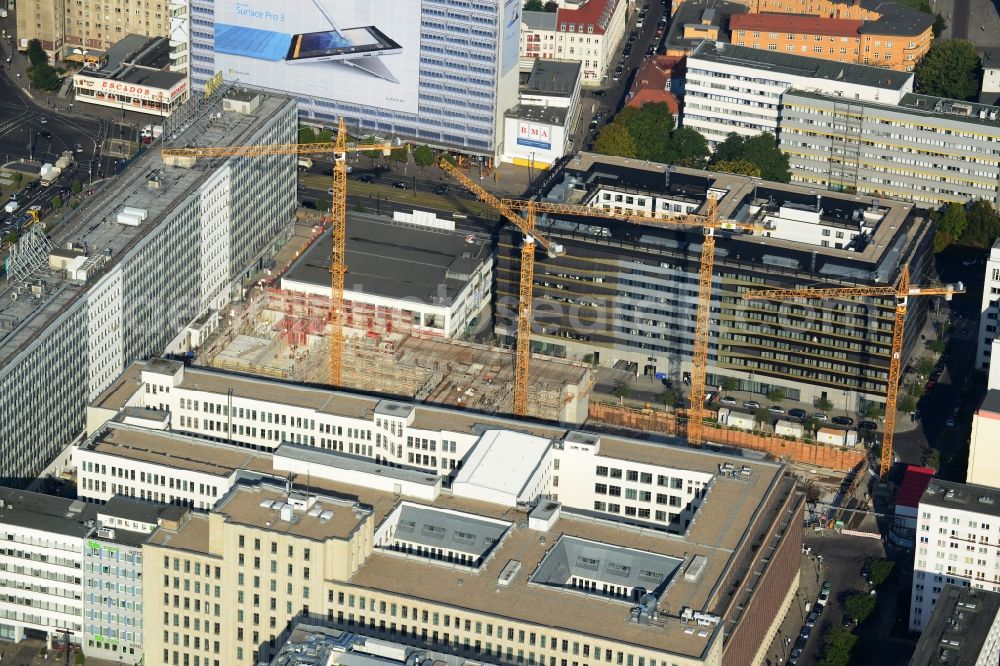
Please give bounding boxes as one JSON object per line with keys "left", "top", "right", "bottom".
{"left": 191, "top": 217, "right": 593, "bottom": 425}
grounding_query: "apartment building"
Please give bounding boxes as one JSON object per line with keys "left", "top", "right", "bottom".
{"left": 16, "top": 0, "right": 170, "bottom": 61}
{"left": 0, "top": 90, "right": 297, "bottom": 482}
{"left": 519, "top": 0, "right": 629, "bottom": 85}
{"left": 779, "top": 91, "right": 1000, "bottom": 209}
{"left": 663, "top": 1, "right": 747, "bottom": 57}
{"left": 977, "top": 242, "right": 1000, "bottom": 370}
{"left": 910, "top": 480, "right": 1000, "bottom": 632}
{"left": 0, "top": 486, "right": 182, "bottom": 660}
{"left": 682, "top": 41, "right": 913, "bottom": 147}
{"left": 729, "top": 9, "right": 932, "bottom": 71}
{"left": 107, "top": 374, "right": 803, "bottom": 666}
{"left": 502, "top": 152, "right": 935, "bottom": 409}
{"left": 968, "top": 391, "right": 1000, "bottom": 491}
{"left": 910, "top": 585, "right": 1000, "bottom": 665}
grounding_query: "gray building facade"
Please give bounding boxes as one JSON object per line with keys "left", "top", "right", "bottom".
{"left": 0, "top": 91, "right": 297, "bottom": 482}
{"left": 780, "top": 90, "right": 1000, "bottom": 209}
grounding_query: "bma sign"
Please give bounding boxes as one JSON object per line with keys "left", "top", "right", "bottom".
{"left": 517, "top": 122, "right": 552, "bottom": 150}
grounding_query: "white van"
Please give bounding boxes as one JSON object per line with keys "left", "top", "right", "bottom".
{"left": 298, "top": 158, "right": 314, "bottom": 171}
{"left": 4, "top": 200, "right": 18, "bottom": 214}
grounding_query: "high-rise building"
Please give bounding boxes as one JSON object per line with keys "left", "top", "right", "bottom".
{"left": 779, "top": 91, "right": 1000, "bottom": 208}
{"left": 682, "top": 41, "right": 913, "bottom": 148}
{"left": 0, "top": 89, "right": 297, "bottom": 482}
{"left": 15, "top": 0, "right": 170, "bottom": 61}
{"left": 910, "top": 585, "right": 1000, "bottom": 665}
{"left": 186, "top": 0, "right": 522, "bottom": 158}
{"left": 501, "top": 152, "right": 935, "bottom": 409}
{"left": 910, "top": 479, "right": 1000, "bottom": 632}
{"left": 977, "top": 242, "right": 1000, "bottom": 370}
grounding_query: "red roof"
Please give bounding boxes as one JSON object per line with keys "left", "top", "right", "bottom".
{"left": 627, "top": 88, "right": 681, "bottom": 113}
{"left": 627, "top": 56, "right": 681, "bottom": 113}
{"left": 556, "top": 0, "right": 620, "bottom": 35}
{"left": 730, "top": 13, "right": 863, "bottom": 38}
{"left": 896, "top": 465, "right": 935, "bottom": 509}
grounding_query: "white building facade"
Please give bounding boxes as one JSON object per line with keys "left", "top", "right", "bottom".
{"left": 978, "top": 241, "right": 1000, "bottom": 370}
{"left": 910, "top": 480, "right": 1000, "bottom": 632}
{"left": 682, "top": 41, "right": 914, "bottom": 147}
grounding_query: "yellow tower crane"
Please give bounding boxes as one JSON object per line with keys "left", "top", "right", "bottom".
{"left": 438, "top": 160, "right": 564, "bottom": 417}
{"left": 161, "top": 118, "right": 396, "bottom": 386}
{"left": 742, "top": 264, "right": 963, "bottom": 479}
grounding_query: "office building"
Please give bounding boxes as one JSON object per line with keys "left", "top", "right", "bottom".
{"left": 114, "top": 368, "right": 802, "bottom": 666}
{"left": 662, "top": 0, "right": 746, "bottom": 57}
{"left": 729, "top": 9, "right": 932, "bottom": 71}
{"left": 188, "top": 0, "right": 521, "bottom": 158}
{"left": 0, "top": 89, "right": 297, "bottom": 482}
{"left": 910, "top": 585, "right": 1000, "bottom": 664}
{"left": 779, "top": 91, "right": 1000, "bottom": 208}
{"left": 968, "top": 391, "right": 1000, "bottom": 491}
{"left": 499, "top": 152, "right": 935, "bottom": 409}
{"left": 503, "top": 60, "right": 583, "bottom": 168}
{"left": 71, "top": 35, "right": 189, "bottom": 116}
{"left": 982, "top": 48, "right": 1000, "bottom": 105}
{"left": 15, "top": 0, "right": 169, "bottom": 60}
{"left": 519, "top": 0, "right": 629, "bottom": 86}
{"left": 910, "top": 480, "right": 1000, "bottom": 631}
{"left": 0, "top": 486, "right": 183, "bottom": 660}
{"left": 682, "top": 41, "right": 913, "bottom": 148}
{"left": 977, "top": 242, "right": 1000, "bottom": 370}
{"left": 278, "top": 215, "right": 493, "bottom": 339}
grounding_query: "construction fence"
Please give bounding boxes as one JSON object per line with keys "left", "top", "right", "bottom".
{"left": 588, "top": 402, "right": 865, "bottom": 472}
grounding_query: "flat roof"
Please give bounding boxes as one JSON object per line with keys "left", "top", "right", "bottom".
{"left": 451, "top": 430, "right": 553, "bottom": 502}
{"left": 506, "top": 104, "right": 569, "bottom": 125}
{"left": 920, "top": 479, "right": 1000, "bottom": 518}
{"left": 689, "top": 40, "right": 912, "bottom": 91}
{"left": 522, "top": 9, "right": 558, "bottom": 31}
{"left": 859, "top": 0, "right": 934, "bottom": 36}
{"left": 0, "top": 487, "right": 96, "bottom": 538}
{"left": 276, "top": 442, "right": 441, "bottom": 488}
{"left": 980, "top": 389, "right": 1000, "bottom": 415}
{"left": 910, "top": 585, "right": 1000, "bottom": 666}
{"left": 521, "top": 59, "right": 581, "bottom": 97}
{"left": 663, "top": 0, "right": 746, "bottom": 51}
{"left": 281, "top": 216, "right": 491, "bottom": 305}
{"left": 785, "top": 88, "right": 1000, "bottom": 130}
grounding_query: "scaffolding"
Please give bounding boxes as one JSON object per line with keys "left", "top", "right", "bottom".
{"left": 6, "top": 227, "right": 55, "bottom": 286}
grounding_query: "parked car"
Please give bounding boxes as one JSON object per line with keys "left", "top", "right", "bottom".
{"left": 822, "top": 580, "right": 831, "bottom": 594}
{"left": 832, "top": 416, "right": 854, "bottom": 427}
{"left": 74, "top": 143, "right": 84, "bottom": 153}
{"left": 788, "top": 648, "right": 802, "bottom": 665}
{"left": 859, "top": 420, "right": 878, "bottom": 430}
{"left": 817, "top": 590, "right": 830, "bottom": 607}
{"left": 393, "top": 181, "right": 409, "bottom": 189}
{"left": 356, "top": 174, "right": 374, "bottom": 183}
{"left": 743, "top": 400, "right": 761, "bottom": 410}
{"left": 805, "top": 611, "right": 817, "bottom": 628}
{"left": 433, "top": 184, "right": 449, "bottom": 195}
{"left": 945, "top": 416, "right": 956, "bottom": 427}
{"left": 788, "top": 408, "right": 807, "bottom": 419}
{"left": 799, "top": 625, "right": 811, "bottom": 640}
{"left": 720, "top": 396, "right": 737, "bottom": 406}
{"left": 39, "top": 130, "right": 52, "bottom": 140}
{"left": 24, "top": 181, "right": 38, "bottom": 191}
{"left": 589, "top": 120, "right": 599, "bottom": 132}
{"left": 768, "top": 405, "right": 785, "bottom": 414}
{"left": 592, "top": 89, "right": 607, "bottom": 97}
{"left": 812, "top": 412, "right": 829, "bottom": 421}
{"left": 38, "top": 115, "right": 47, "bottom": 124}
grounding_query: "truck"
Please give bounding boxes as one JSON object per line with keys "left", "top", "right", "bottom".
{"left": 140, "top": 124, "right": 163, "bottom": 144}
{"left": 297, "top": 157, "right": 314, "bottom": 171}
{"left": 40, "top": 163, "right": 61, "bottom": 185}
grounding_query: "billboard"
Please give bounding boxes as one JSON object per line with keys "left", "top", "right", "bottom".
{"left": 501, "top": 0, "right": 521, "bottom": 74}
{"left": 213, "top": 0, "right": 420, "bottom": 115}
{"left": 516, "top": 122, "right": 552, "bottom": 150}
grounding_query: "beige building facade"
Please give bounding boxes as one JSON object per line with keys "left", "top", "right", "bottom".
{"left": 16, "top": 0, "right": 168, "bottom": 60}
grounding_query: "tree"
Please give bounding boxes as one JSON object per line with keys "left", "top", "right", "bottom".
{"left": 754, "top": 407, "right": 770, "bottom": 429}
{"left": 13, "top": 172, "right": 23, "bottom": 184}
{"left": 863, "top": 402, "right": 884, "bottom": 419}
{"left": 925, "top": 446, "right": 942, "bottom": 470}
{"left": 390, "top": 147, "right": 409, "bottom": 164}
{"left": 593, "top": 123, "right": 639, "bottom": 158}
{"left": 721, "top": 377, "right": 739, "bottom": 392}
{"left": 708, "top": 159, "right": 761, "bottom": 177}
{"left": 898, "top": 394, "right": 917, "bottom": 413}
{"left": 814, "top": 396, "right": 834, "bottom": 412}
{"left": 52, "top": 195, "right": 62, "bottom": 209}
{"left": 316, "top": 197, "right": 330, "bottom": 212}
{"left": 844, "top": 592, "right": 877, "bottom": 624}
{"left": 71, "top": 180, "right": 82, "bottom": 195}
{"left": 658, "top": 388, "right": 679, "bottom": 408}
{"left": 932, "top": 13, "right": 947, "bottom": 38}
{"left": 413, "top": 145, "right": 436, "bottom": 171}
{"left": 26, "top": 39, "right": 47, "bottom": 68}
{"left": 523, "top": 0, "right": 544, "bottom": 9}
{"left": 933, "top": 202, "right": 968, "bottom": 252}
{"left": 766, "top": 388, "right": 785, "bottom": 403}
{"left": 28, "top": 63, "right": 61, "bottom": 91}
{"left": 915, "top": 356, "right": 935, "bottom": 377}
{"left": 866, "top": 558, "right": 894, "bottom": 588}
{"left": 353, "top": 202, "right": 367, "bottom": 213}
{"left": 666, "top": 127, "right": 709, "bottom": 168}
{"left": 915, "top": 39, "right": 982, "bottom": 101}
{"left": 820, "top": 627, "right": 858, "bottom": 666}
{"left": 544, "top": 0, "right": 558, "bottom": 9}
{"left": 298, "top": 126, "right": 317, "bottom": 143}
{"left": 708, "top": 132, "right": 790, "bottom": 182}
{"left": 316, "top": 129, "right": 333, "bottom": 143}
{"left": 611, "top": 379, "right": 631, "bottom": 406}
{"left": 962, "top": 199, "right": 1000, "bottom": 248}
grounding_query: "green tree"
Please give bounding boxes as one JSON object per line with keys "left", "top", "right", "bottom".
{"left": 814, "top": 396, "right": 834, "bottom": 412}
{"left": 52, "top": 195, "right": 62, "bottom": 209}
{"left": 361, "top": 135, "right": 385, "bottom": 165}
{"left": 353, "top": 202, "right": 367, "bottom": 213}
{"left": 316, "top": 129, "right": 333, "bottom": 143}
{"left": 413, "top": 145, "right": 436, "bottom": 171}
{"left": 866, "top": 558, "right": 894, "bottom": 588}
{"left": 898, "top": 394, "right": 917, "bottom": 413}
{"left": 544, "top": 0, "right": 558, "bottom": 9}
{"left": 71, "top": 180, "right": 82, "bottom": 195}
{"left": 961, "top": 199, "right": 1000, "bottom": 248}
{"left": 13, "top": 172, "right": 23, "bottom": 184}
{"left": 708, "top": 132, "right": 790, "bottom": 182}
{"left": 26, "top": 39, "right": 47, "bottom": 68}
{"left": 754, "top": 407, "right": 770, "bottom": 429}
{"left": 658, "top": 388, "right": 679, "bottom": 409}
{"left": 297, "top": 126, "right": 317, "bottom": 144}
{"left": 915, "top": 39, "right": 982, "bottom": 101}
{"left": 316, "top": 197, "right": 330, "bottom": 212}
{"left": 820, "top": 627, "right": 858, "bottom": 666}
{"left": 844, "top": 592, "right": 877, "bottom": 624}
{"left": 915, "top": 356, "right": 935, "bottom": 377}
{"left": 611, "top": 379, "right": 631, "bottom": 406}
{"left": 721, "top": 377, "right": 739, "bottom": 392}
{"left": 593, "top": 123, "right": 639, "bottom": 158}
{"left": 925, "top": 446, "right": 942, "bottom": 470}
{"left": 708, "top": 159, "right": 761, "bottom": 178}
{"left": 74, "top": 650, "right": 86, "bottom": 665}
{"left": 863, "top": 402, "right": 884, "bottom": 419}
{"left": 766, "top": 388, "right": 785, "bottom": 403}
{"left": 932, "top": 13, "right": 947, "bottom": 38}
{"left": 933, "top": 202, "right": 968, "bottom": 252}
{"left": 389, "top": 147, "right": 409, "bottom": 164}
{"left": 614, "top": 104, "right": 675, "bottom": 162}
{"left": 28, "top": 63, "right": 61, "bottom": 91}
{"left": 523, "top": 0, "right": 544, "bottom": 9}
{"left": 666, "top": 127, "right": 709, "bottom": 168}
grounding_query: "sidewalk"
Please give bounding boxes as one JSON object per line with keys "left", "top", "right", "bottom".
{"left": 763, "top": 552, "right": 822, "bottom": 665}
